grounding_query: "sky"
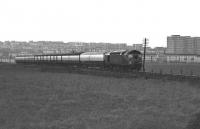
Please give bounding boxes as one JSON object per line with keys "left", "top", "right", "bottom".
{"left": 0, "top": 0, "right": 200, "bottom": 48}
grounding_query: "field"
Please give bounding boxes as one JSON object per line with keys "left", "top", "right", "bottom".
{"left": 0, "top": 64, "right": 200, "bottom": 129}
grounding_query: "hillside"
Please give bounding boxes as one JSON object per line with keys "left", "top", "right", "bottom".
{"left": 0, "top": 64, "right": 200, "bottom": 129}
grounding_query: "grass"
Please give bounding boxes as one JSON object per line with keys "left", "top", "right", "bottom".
{"left": 0, "top": 64, "right": 200, "bottom": 129}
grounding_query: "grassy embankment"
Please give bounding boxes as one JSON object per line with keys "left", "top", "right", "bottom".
{"left": 0, "top": 64, "right": 200, "bottom": 129}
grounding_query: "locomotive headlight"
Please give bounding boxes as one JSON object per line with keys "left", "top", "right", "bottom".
{"left": 128, "top": 54, "right": 134, "bottom": 65}
{"left": 128, "top": 54, "right": 133, "bottom": 59}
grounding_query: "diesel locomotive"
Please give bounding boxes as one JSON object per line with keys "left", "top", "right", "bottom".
{"left": 15, "top": 50, "right": 142, "bottom": 71}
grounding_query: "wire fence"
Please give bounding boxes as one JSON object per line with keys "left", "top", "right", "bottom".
{"left": 145, "top": 62, "right": 200, "bottom": 77}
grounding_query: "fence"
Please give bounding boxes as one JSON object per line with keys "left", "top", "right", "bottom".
{"left": 145, "top": 62, "right": 200, "bottom": 77}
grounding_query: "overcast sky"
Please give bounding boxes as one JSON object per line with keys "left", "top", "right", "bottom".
{"left": 0, "top": 0, "right": 200, "bottom": 47}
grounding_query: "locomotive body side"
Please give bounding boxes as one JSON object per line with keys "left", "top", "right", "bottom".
{"left": 108, "top": 51, "right": 128, "bottom": 66}
{"left": 104, "top": 50, "right": 142, "bottom": 70}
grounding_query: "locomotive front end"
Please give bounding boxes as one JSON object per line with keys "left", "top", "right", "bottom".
{"left": 125, "top": 50, "right": 142, "bottom": 71}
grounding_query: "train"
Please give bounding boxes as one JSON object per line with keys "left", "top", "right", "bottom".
{"left": 15, "top": 50, "right": 143, "bottom": 71}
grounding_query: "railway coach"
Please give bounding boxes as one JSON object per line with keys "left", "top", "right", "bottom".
{"left": 15, "top": 50, "right": 142, "bottom": 71}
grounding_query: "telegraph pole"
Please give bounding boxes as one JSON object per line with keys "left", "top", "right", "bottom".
{"left": 143, "top": 38, "right": 148, "bottom": 72}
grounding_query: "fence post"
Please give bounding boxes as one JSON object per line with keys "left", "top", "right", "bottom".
{"left": 180, "top": 68, "right": 183, "bottom": 75}
{"left": 190, "top": 70, "right": 193, "bottom": 76}
{"left": 170, "top": 69, "right": 173, "bottom": 75}
{"left": 159, "top": 69, "right": 163, "bottom": 75}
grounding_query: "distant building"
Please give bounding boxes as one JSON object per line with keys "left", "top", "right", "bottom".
{"left": 194, "top": 37, "right": 200, "bottom": 55}
{"left": 165, "top": 35, "right": 200, "bottom": 63}
{"left": 144, "top": 53, "right": 158, "bottom": 62}
{"left": 165, "top": 54, "right": 200, "bottom": 63}
{"left": 154, "top": 47, "right": 166, "bottom": 54}
{"left": 166, "top": 35, "right": 200, "bottom": 55}
{"left": 133, "top": 44, "right": 143, "bottom": 51}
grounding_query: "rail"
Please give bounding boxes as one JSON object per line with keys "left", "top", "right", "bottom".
{"left": 38, "top": 64, "right": 200, "bottom": 82}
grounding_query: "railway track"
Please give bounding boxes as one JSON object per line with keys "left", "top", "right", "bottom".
{"left": 36, "top": 64, "right": 200, "bottom": 82}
